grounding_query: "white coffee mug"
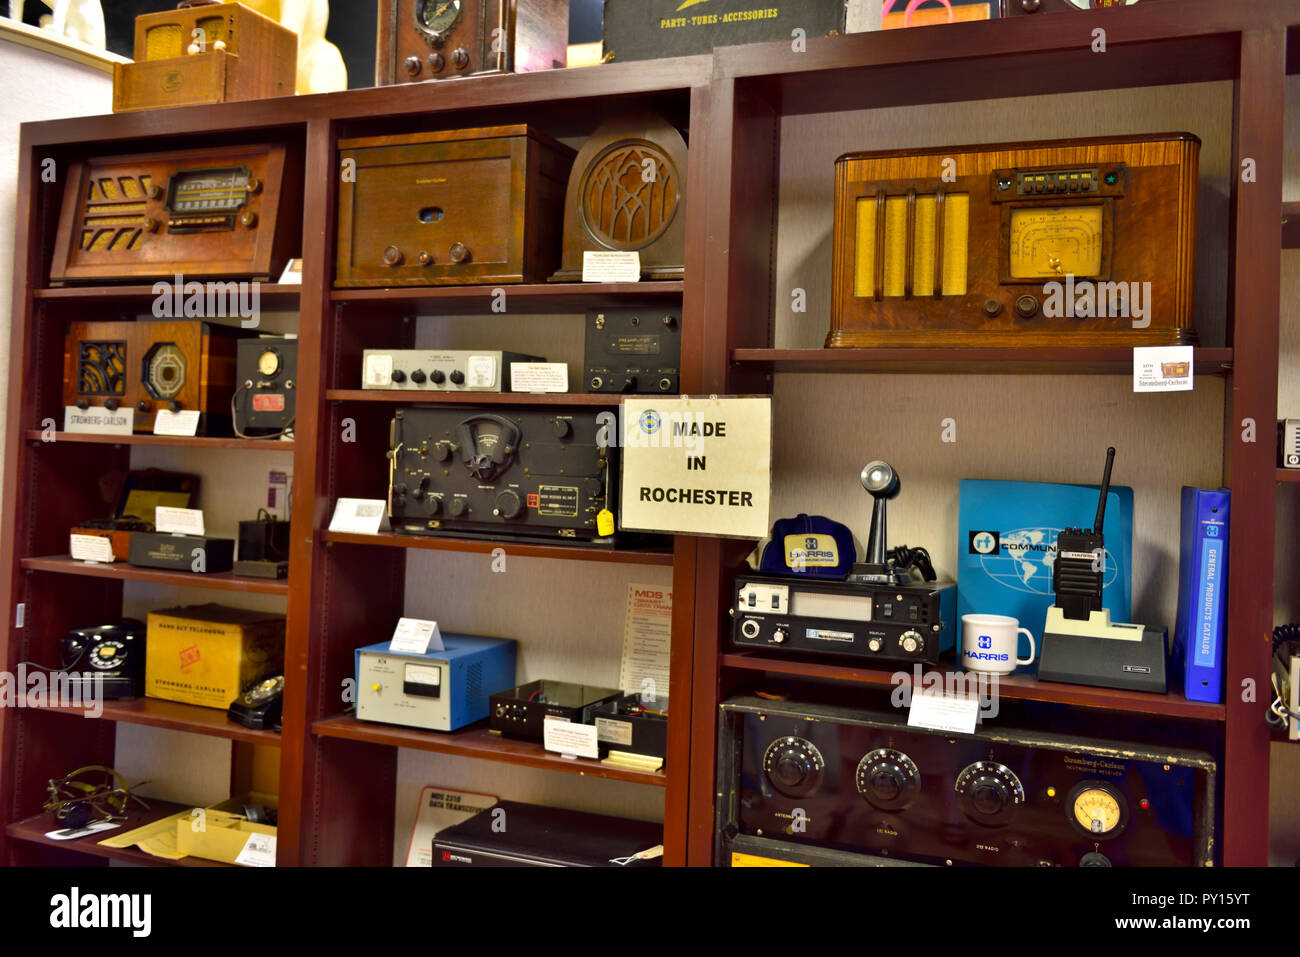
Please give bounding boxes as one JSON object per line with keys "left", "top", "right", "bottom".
{"left": 961, "top": 614, "right": 1036, "bottom": 674}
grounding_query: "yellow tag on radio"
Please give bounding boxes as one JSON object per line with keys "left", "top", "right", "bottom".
{"left": 596, "top": 509, "right": 615, "bottom": 537}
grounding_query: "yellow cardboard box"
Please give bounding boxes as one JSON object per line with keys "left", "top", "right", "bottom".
{"left": 145, "top": 603, "right": 284, "bottom": 709}
{"left": 176, "top": 811, "right": 277, "bottom": 866}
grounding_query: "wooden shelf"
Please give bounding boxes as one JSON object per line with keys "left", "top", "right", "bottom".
{"left": 7, "top": 799, "right": 229, "bottom": 867}
{"left": 326, "top": 389, "right": 623, "bottom": 406}
{"left": 1284, "top": 201, "right": 1300, "bottom": 249}
{"left": 33, "top": 283, "right": 301, "bottom": 309}
{"left": 24, "top": 696, "right": 281, "bottom": 747}
{"left": 330, "top": 282, "right": 683, "bottom": 315}
{"left": 1279, "top": 469, "right": 1300, "bottom": 483}
{"left": 25, "top": 430, "right": 293, "bottom": 451}
{"left": 732, "top": 347, "right": 1234, "bottom": 376}
{"left": 21, "top": 556, "right": 290, "bottom": 595}
{"left": 313, "top": 715, "right": 666, "bottom": 787}
{"left": 320, "top": 530, "right": 674, "bottom": 566}
{"left": 721, "top": 652, "right": 1226, "bottom": 722}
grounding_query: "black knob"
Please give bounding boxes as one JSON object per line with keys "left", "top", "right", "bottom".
{"left": 1079, "top": 852, "right": 1112, "bottom": 867}
{"left": 412, "top": 487, "right": 425, "bottom": 501}
{"left": 104, "top": 399, "right": 119, "bottom": 412}
{"left": 620, "top": 376, "right": 638, "bottom": 393}
{"left": 383, "top": 245, "right": 404, "bottom": 266}
{"left": 493, "top": 490, "right": 523, "bottom": 520}
{"left": 761, "top": 737, "right": 825, "bottom": 799}
{"left": 136, "top": 400, "right": 149, "bottom": 413}
{"left": 856, "top": 749, "right": 920, "bottom": 811}
{"left": 869, "top": 769, "right": 904, "bottom": 801}
{"left": 448, "top": 370, "right": 464, "bottom": 385}
{"left": 1020, "top": 0, "right": 1041, "bottom": 11}
{"left": 430, "top": 370, "right": 446, "bottom": 384}
{"left": 972, "top": 779, "right": 1009, "bottom": 816}
{"left": 168, "top": 400, "right": 181, "bottom": 412}
{"left": 956, "top": 761, "right": 1023, "bottom": 827}
{"left": 403, "top": 55, "right": 422, "bottom": 76}
{"left": 983, "top": 299, "right": 1004, "bottom": 317}
{"left": 552, "top": 418, "right": 571, "bottom": 438}
{"left": 448, "top": 498, "right": 468, "bottom": 518}
{"left": 426, "top": 496, "right": 441, "bottom": 516}
{"left": 76, "top": 399, "right": 89, "bottom": 410}
{"left": 391, "top": 370, "right": 407, "bottom": 383}
{"left": 1014, "top": 294, "right": 1040, "bottom": 319}
{"left": 410, "top": 370, "right": 427, "bottom": 384}
{"left": 434, "top": 443, "right": 451, "bottom": 462}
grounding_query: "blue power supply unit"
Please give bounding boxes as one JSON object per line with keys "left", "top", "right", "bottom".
{"left": 355, "top": 634, "right": 517, "bottom": 731}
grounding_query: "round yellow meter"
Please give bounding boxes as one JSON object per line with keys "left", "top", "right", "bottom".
{"left": 1072, "top": 785, "right": 1125, "bottom": 838}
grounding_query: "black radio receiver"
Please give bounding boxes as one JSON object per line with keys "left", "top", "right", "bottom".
{"left": 387, "top": 407, "right": 615, "bottom": 542}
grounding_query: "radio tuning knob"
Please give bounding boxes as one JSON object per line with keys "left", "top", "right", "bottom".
{"left": 140, "top": 217, "right": 158, "bottom": 233}
{"left": 412, "top": 487, "right": 425, "bottom": 501}
{"left": 427, "top": 496, "right": 441, "bottom": 516}
{"left": 239, "top": 210, "right": 257, "bottom": 228}
{"left": 434, "top": 443, "right": 451, "bottom": 462}
{"left": 983, "top": 299, "right": 1003, "bottom": 317}
{"left": 428, "top": 53, "right": 445, "bottom": 72}
{"left": 403, "top": 56, "right": 422, "bottom": 77}
{"left": 104, "top": 399, "right": 119, "bottom": 412}
{"left": 1014, "top": 294, "right": 1040, "bottom": 319}
{"left": 1020, "top": 0, "right": 1041, "bottom": 11}
{"left": 771, "top": 629, "right": 786, "bottom": 644}
{"left": 448, "top": 370, "right": 464, "bottom": 385}
{"left": 900, "top": 631, "right": 923, "bottom": 655}
{"left": 391, "top": 370, "right": 407, "bottom": 383}
{"left": 493, "top": 490, "right": 523, "bottom": 519}
{"left": 410, "top": 370, "right": 427, "bottom": 384}
{"left": 383, "top": 245, "right": 404, "bottom": 267}
{"left": 867, "top": 637, "right": 883, "bottom": 653}
{"left": 136, "top": 400, "right": 149, "bottom": 413}
{"left": 418, "top": 251, "right": 433, "bottom": 266}
{"left": 430, "top": 370, "right": 445, "bottom": 384}
{"left": 553, "top": 418, "right": 571, "bottom": 438}
{"left": 1079, "top": 852, "right": 1112, "bottom": 867}
{"left": 451, "top": 47, "right": 470, "bottom": 70}
{"left": 167, "top": 400, "right": 182, "bottom": 413}
{"left": 147, "top": 184, "right": 164, "bottom": 200}
{"left": 247, "top": 178, "right": 262, "bottom": 195}
{"left": 448, "top": 499, "right": 468, "bottom": 518}
{"left": 449, "top": 242, "right": 470, "bottom": 264}
{"left": 75, "top": 399, "right": 89, "bottom": 410}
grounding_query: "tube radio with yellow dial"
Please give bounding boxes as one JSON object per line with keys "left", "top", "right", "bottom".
{"left": 50, "top": 143, "right": 299, "bottom": 284}
{"left": 829, "top": 133, "right": 1199, "bottom": 348}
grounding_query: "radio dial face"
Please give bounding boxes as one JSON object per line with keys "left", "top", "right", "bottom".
{"left": 1069, "top": 782, "right": 1127, "bottom": 839}
{"left": 955, "top": 762, "right": 1025, "bottom": 827}
{"left": 762, "top": 736, "right": 825, "bottom": 799}
{"left": 856, "top": 748, "right": 920, "bottom": 811}
{"left": 416, "top": 0, "right": 461, "bottom": 38}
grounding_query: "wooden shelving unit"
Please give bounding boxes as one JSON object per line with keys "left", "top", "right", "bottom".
{"left": 6, "top": 800, "right": 229, "bottom": 867}
{"left": 23, "top": 696, "right": 283, "bottom": 747}
{"left": 23, "top": 430, "right": 294, "bottom": 451}
{"left": 0, "top": 0, "right": 1294, "bottom": 868}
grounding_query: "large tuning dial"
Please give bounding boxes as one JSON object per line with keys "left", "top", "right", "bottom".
{"left": 855, "top": 748, "right": 920, "bottom": 811}
{"left": 762, "top": 736, "right": 825, "bottom": 799}
{"left": 955, "top": 761, "right": 1025, "bottom": 827}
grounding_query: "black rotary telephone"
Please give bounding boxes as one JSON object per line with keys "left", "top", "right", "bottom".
{"left": 57, "top": 620, "right": 147, "bottom": 699}
{"left": 228, "top": 675, "right": 284, "bottom": 731}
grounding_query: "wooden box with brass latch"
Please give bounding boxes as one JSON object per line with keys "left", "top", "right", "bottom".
{"left": 829, "top": 133, "right": 1200, "bottom": 348}
{"left": 335, "top": 125, "right": 574, "bottom": 287}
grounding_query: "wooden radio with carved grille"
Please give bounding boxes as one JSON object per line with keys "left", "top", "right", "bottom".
{"left": 829, "top": 133, "right": 1199, "bottom": 348}
{"left": 335, "top": 125, "right": 574, "bottom": 287}
{"left": 49, "top": 143, "right": 299, "bottom": 284}
{"left": 551, "top": 112, "right": 687, "bottom": 282}
{"left": 63, "top": 320, "right": 244, "bottom": 433}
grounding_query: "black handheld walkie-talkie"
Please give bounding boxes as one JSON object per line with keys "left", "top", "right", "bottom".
{"left": 1053, "top": 447, "right": 1116, "bottom": 621}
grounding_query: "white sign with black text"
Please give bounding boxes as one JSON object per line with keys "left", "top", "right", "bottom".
{"left": 618, "top": 397, "right": 772, "bottom": 539}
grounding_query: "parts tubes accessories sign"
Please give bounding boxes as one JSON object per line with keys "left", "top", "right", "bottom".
{"left": 619, "top": 397, "right": 771, "bottom": 538}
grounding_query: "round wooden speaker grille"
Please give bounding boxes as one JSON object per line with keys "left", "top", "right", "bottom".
{"left": 578, "top": 140, "right": 680, "bottom": 251}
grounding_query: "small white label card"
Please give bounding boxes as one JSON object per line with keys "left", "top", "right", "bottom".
{"left": 543, "top": 717, "right": 600, "bottom": 759}
{"left": 907, "top": 689, "right": 980, "bottom": 735}
{"left": 510, "top": 362, "right": 568, "bottom": 393}
{"left": 277, "top": 258, "right": 304, "bottom": 285}
{"left": 389, "top": 617, "right": 443, "bottom": 654}
{"left": 64, "top": 406, "right": 133, "bottom": 435}
{"left": 328, "top": 498, "right": 386, "bottom": 535}
{"left": 234, "top": 832, "right": 277, "bottom": 867}
{"left": 155, "top": 506, "right": 205, "bottom": 536}
{"left": 1133, "top": 345, "right": 1193, "bottom": 393}
{"left": 70, "top": 534, "right": 115, "bottom": 564}
{"left": 582, "top": 250, "right": 641, "bottom": 283}
{"left": 153, "top": 409, "right": 201, "bottom": 436}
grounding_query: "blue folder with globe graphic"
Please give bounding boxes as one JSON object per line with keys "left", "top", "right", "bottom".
{"left": 958, "top": 479, "right": 1134, "bottom": 662}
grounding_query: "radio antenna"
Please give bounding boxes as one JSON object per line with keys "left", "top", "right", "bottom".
{"left": 1092, "top": 447, "right": 1116, "bottom": 534}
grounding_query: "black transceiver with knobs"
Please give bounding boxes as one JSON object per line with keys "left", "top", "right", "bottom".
{"left": 584, "top": 308, "right": 681, "bottom": 394}
{"left": 1052, "top": 446, "right": 1114, "bottom": 621}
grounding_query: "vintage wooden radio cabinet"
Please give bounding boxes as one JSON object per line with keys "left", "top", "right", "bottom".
{"left": 50, "top": 143, "right": 300, "bottom": 284}
{"left": 335, "top": 125, "right": 574, "bottom": 287}
{"left": 63, "top": 320, "right": 243, "bottom": 433}
{"left": 828, "top": 133, "right": 1200, "bottom": 348}
{"left": 113, "top": 2, "right": 297, "bottom": 113}
{"left": 550, "top": 112, "right": 687, "bottom": 282}
{"left": 376, "top": 0, "right": 569, "bottom": 84}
